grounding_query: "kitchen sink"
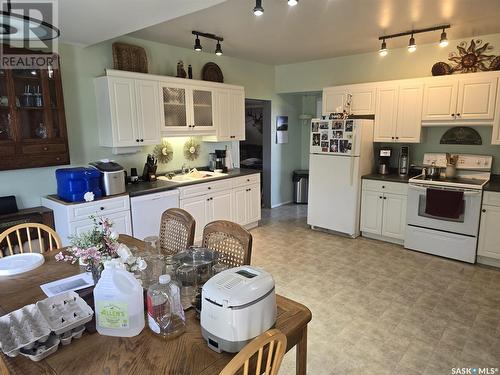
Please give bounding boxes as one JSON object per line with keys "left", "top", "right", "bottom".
{"left": 158, "top": 169, "right": 227, "bottom": 183}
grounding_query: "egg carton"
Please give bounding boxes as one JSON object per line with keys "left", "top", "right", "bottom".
{"left": 0, "top": 304, "right": 51, "bottom": 357}
{"left": 36, "top": 291, "right": 94, "bottom": 335}
{"left": 0, "top": 291, "right": 93, "bottom": 360}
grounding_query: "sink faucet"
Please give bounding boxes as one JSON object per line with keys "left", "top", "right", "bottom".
{"left": 181, "top": 164, "right": 190, "bottom": 174}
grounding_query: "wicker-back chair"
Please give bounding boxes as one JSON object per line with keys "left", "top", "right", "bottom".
{"left": 158, "top": 208, "right": 195, "bottom": 255}
{"left": 0, "top": 223, "right": 61, "bottom": 257}
{"left": 202, "top": 220, "right": 252, "bottom": 267}
{"left": 219, "top": 329, "right": 287, "bottom": 375}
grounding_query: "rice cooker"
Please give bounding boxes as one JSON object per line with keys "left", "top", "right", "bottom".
{"left": 201, "top": 266, "right": 276, "bottom": 353}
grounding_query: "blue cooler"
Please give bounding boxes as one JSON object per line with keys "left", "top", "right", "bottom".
{"left": 56, "top": 167, "right": 102, "bottom": 202}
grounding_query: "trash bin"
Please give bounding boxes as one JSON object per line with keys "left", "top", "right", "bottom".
{"left": 293, "top": 170, "right": 309, "bottom": 204}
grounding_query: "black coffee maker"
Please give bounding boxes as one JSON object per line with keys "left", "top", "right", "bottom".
{"left": 215, "top": 149, "right": 227, "bottom": 172}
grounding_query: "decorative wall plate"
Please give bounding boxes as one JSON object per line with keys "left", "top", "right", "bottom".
{"left": 440, "top": 127, "right": 482, "bottom": 145}
{"left": 202, "top": 62, "right": 223, "bottom": 83}
{"left": 183, "top": 138, "right": 201, "bottom": 161}
{"left": 153, "top": 141, "right": 173, "bottom": 164}
{"left": 448, "top": 39, "right": 496, "bottom": 73}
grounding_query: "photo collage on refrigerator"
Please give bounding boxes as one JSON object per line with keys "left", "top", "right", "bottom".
{"left": 311, "top": 119, "right": 354, "bottom": 154}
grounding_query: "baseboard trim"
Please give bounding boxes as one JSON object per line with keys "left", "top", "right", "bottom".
{"left": 271, "top": 200, "right": 293, "bottom": 208}
{"left": 361, "top": 232, "right": 404, "bottom": 245}
{"left": 245, "top": 221, "right": 259, "bottom": 230}
{"left": 477, "top": 255, "right": 500, "bottom": 268}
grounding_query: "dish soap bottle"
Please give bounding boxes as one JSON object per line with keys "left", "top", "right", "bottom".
{"left": 147, "top": 274, "right": 185, "bottom": 338}
{"left": 93, "top": 262, "right": 145, "bottom": 337}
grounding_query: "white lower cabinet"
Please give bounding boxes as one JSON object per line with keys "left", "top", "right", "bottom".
{"left": 41, "top": 195, "right": 132, "bottom": 246}
{"left": 179, "top": 174, "right": 261, "bottom": 242}
{"left": 360, "top": 180, "right": 408, "bottom": 243}
{"left": 478, "top": 192, "right": 500, "bottom": 262}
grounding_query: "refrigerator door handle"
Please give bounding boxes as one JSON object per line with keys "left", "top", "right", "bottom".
{"left": 349, "top": 156, "right": 354, "bottom": 186}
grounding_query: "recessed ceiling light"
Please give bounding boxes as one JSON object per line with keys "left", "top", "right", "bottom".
{"left": 288, "top": 0, "right": 298, "bottom": 6}
{"left": 253, "top": 0, "right": 264, "bottom": 16}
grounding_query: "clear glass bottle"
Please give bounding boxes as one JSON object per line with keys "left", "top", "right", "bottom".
{"left": 146, "top": 274, "right": 186, "bottom": 338}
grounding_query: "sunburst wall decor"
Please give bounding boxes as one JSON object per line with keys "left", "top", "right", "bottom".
{"left": 432, "top": 39, "right": 499, "bottom": 75}
{"left": 153, "top": 140, "right": 173, "bottom": 164}
{"left": 183, "top": 138, "right": 201, "bottom": 161}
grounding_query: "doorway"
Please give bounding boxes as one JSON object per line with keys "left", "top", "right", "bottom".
{"left": 240, "top": 99, "right": 272, "bottom": 208}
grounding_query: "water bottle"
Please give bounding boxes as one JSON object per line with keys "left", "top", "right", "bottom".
{"left": 93, "top": 262, "right": 145, "bottom": 337}
{"left": 147, "top": 274, "right": 186, "bottom": 338}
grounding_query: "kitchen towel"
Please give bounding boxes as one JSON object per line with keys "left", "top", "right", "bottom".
{"left": 425, "top": 188, "right": 464, "bottom": 219}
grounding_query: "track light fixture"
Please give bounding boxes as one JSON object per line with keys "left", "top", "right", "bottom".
{"left": 439, "top": 28, "right": 449, "bottom": 47}
{"left": 192, "top": 31, "right": 224, "bottom": 55}
{"left": 193, "top": 35, "right": 202, "bottom": 52}
{"left": 379, "top": 39, "right": 387, "bottom": 56}
{"left": 215, "top": 41, "right": 223, "bottom": 56}
{"left": 253, "top": 0, "right": 264, "bottom": 16}
{"left": 408, "top": 34, "right": 416, "bottom": 53}
{"left": 288, "top": 0, "right": 298, "bottom": 6}
{"left": 378, "top": 24, "right": 450, "bottom": 56}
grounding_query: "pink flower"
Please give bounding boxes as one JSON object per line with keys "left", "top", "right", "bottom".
{"left": 55, "top": 252, "right": 64, "bottom": 261}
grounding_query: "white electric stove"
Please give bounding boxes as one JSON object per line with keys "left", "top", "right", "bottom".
{"left": 405, "top": 153, "right": 492, "bottom": 263}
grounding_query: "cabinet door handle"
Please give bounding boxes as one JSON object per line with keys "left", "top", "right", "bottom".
{"left": 382, "top": 186, "right": 385, "bottom": 189}
{"left": 482, "top": 209, "right": 486, "bottom": 213}
{"left": 456, "top": 113, "right": 461, "bottom": 117}
{"left": 247, "top": 179, "right": 250, "bottom": 182}
{"left": 206, "top": 198, "right": 210, "bottom": 201}
{"left": 140, "top": 139, "right": 144, "bottom": 142}
{"left": 395, "top": 137, "right": 399, "bottom": 140}
{"left": 379, "top": 196, "right": 382, "bottom": 199}
{"left": 43, "top": 146, "right": 48, "bottom": 151}
{"left": 451, "top": 113, "right": 455, "bottom": 118}
{"left": 208, "top": 187, "right": 211, "bottom": 190}
{"left": 100, "top": 207, "right": 105, "bottom": 211}
{"left": 383, "top": 197, "right": 387, "bottom": 200}
{"left": 136, "top": 139, "right": 139, "bottom": 142}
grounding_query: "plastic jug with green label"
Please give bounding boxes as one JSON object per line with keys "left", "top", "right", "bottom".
{"left": 93, "top": 261, "right": 145, "bottom": 337}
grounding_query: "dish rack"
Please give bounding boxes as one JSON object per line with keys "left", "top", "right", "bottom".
{"left": 0, "top": 291, "right": 93, "bottom": 361}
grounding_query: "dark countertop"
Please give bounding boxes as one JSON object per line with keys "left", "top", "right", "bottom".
{"left": 362, "top": 173, "right": 411, "bottom": 184}
{"left": 484, "top": 174, "right": 500, "bottom": 193}
{"left": 126, "top": 168, "right": 261, "bottom": 197}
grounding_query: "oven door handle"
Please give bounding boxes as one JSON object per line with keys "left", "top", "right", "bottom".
{"left": 409, "top": 184, "right": 482, "bottom": 196}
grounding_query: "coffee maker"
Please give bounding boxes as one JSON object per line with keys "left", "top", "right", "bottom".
{"left": 215, "top": 149, "right": 227, "bottom": 172}
{"left": 398, "top": 146, "right": 409, "bottom": 176}
{"left": 378, "top": 147, "right": 392, "bottom": 175}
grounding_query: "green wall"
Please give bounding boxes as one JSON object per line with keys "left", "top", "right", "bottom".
{"left": 284, "top": 33, "right": 500, "bottom": 173}
{"left": 0, "top": 36, "right": 302, "bottom": 208}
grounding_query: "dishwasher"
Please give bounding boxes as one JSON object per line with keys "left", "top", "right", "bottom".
{"left": 130, "top": 190, "right": 180, "bottom": 240}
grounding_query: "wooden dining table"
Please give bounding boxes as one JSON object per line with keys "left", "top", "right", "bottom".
{"left": 0, "top": 235, "right": 312, "bottom": 375}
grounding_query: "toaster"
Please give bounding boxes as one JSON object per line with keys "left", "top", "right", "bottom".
{"left": 201, "top": 266, "right": 276, "bottom": 353}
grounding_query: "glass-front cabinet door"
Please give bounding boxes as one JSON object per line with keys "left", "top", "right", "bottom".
{"left": 161, "top": 83, "right": 190, "bottom": 132}
{"left": 192, "top": 88, "right": 214, "bottom": 131}
{"left": 0, "top": 69, "right": 14, "bottom": 143}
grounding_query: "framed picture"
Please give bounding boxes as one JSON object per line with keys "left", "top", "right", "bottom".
{"left": 276, "top": 116, "right": 288, "bottom": 144}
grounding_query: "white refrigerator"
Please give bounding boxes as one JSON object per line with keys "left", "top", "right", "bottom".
{"left": 307, "top": 118, "right": 374, "bottom": 238}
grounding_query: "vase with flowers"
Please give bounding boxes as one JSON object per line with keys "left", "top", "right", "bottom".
{"left": 55, "top": 216, "right": 147, "bottom": 283}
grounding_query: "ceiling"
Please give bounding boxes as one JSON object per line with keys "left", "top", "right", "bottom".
{"left": 130, "top": 0, "right": 500, "bottom": 65}
{"left": 58, "top": 0, "right": 227, "bottom": 46}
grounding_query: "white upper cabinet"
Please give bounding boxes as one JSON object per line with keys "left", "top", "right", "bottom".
{"left": 95, "top": 76, "right": 159, "bottom": 148}
{"left": 204, "top": 87, "right": 245, "bottom": 142}
{"left": 374, "top": 84, "right": 398, "bottom": 142}
{"left": 135, "top": 80, "right": 161, "bottom": 145}
{"left": 422, "top": 74, "right": 498, "bottom": 124}
{"left": 422, "top": 78, "right": 458, "bottom": 121}
{"left": 457, "top": 76, "right": 497, "bottom": 120}
{"left": 160, "top": 82, "right": 215, "bottom": 136}
{"left": 374, "top": 81, "right": 422, "bottom": 143}
{"left": 492, "top": 84, "right": 500, "bottom": 145}
{"left": 322, "top": 87, "right": 345, "bottom": 114}
{"left": 396, "top": 82, "right": 423, "bottom": 143}
{"left": 322, "top": 84, "right": 375, "bottom": 115}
